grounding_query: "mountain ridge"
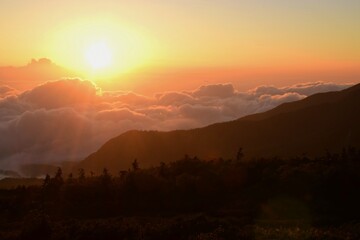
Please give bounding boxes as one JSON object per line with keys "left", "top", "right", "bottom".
{"left": 79, "top": 83, "right": 360, "bottom": 172}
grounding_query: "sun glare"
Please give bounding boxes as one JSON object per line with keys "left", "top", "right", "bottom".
{"left": 85, "top": 41, "right": 112, "bottom": 70}
{"left": 47, "top": 19, "right": 154, "bottom": 79}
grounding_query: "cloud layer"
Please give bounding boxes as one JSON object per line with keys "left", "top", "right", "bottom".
{"left": 0, "top": 79, "right": 353, "bottom": 171}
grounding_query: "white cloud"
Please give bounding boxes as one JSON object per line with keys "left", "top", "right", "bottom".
{"left": 0, "top": 78, "right": 354, "bottom": 172}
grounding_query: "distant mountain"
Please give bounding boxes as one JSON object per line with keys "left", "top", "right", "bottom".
{"left": 20, "top": 161, "right": 80, "bottom": 178}
{"left": 0, "top": 169, "right": 21, "bottom": 179}
{"left": 80, "top": 83, "right": 360, "bottom": 173}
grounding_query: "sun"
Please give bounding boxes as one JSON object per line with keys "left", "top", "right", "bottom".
{"left": 49, "top": 19, "right": 154, "bottom": 77}
{"left": 85, "top": 41, "right": 113, "bottom": 70}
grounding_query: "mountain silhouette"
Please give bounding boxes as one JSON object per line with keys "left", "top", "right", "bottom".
{"left": 80, "top": 83, "right": 360, "bottom": 172}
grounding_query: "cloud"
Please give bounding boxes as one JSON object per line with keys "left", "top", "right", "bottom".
{"left": 192, "top": 83, "right": 235, "bottom": 98}
{"left": 19, "top": 78, "right": 99, "bottom": 109}
{"left": 256, "top": 92, "right": 306, "bottom": 113}
{"left": 102, "top": 91, "right": 154, "bottom": 107}
{"left": 250, "top": 81, "right": 353, "bottom": 97}
{"left": 0, "top": 85, "right": 18, "bottom": 98}
{"left": 156, "top": 92, "right": 195, "bottom": 106}
{"left": 95, "top": 108, "right": 149, "bottom": 122}
{"left": 1, "top": 108, "right": 92, "bottom": 160}
{"left": 0, "top": 79, "right": 354, "bottom": 172}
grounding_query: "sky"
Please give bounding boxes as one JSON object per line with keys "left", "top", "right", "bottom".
{"left": 0, "top": 0, "right": 359, "bottom": 174}
{"left": 0, "top": 0, "right": 359, "bottom": 92}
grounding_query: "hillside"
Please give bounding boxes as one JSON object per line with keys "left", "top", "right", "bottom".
{"left": 80, "top": 83, "right": 360, "bottom": 172}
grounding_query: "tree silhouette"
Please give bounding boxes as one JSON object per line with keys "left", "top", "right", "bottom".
{"left": 78, "top": 168, "right": 85, "bottom": 182}
{"left": 43, "top": 174, "right": 51, "bottom": 188}
{"left": 101, "top": 168, "right": 112, "bottom": 186}
{"left": 54, "top": 167, "right": 64, "bottom": 186}
{"left": 236, "top": 147, "right": 244, "bottom": 161}
{"left": 132, "top": 159, "right": 139, "bottom": 171}
{"left": 67, "top": 173, "right": 74, "bottom": 184}
{"left": 159, "top": 162, "right": 167, "bottom": 178}
{"left": 119, "top": 170, "right": 127, "bottom": 180}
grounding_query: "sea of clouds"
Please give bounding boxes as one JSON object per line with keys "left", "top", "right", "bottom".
{"left": 0, "top": 79, "right": 353, "bottom": 170}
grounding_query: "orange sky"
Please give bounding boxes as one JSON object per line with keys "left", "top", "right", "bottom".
{"left": 0, "top": 0, "right": 359, "bottom": 93}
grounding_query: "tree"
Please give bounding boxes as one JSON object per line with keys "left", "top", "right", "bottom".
{"left": 132, "top": 159, "right": 139, "bottom": 171}
{"left": 78, "top": 168, "right": 85, "bottom": 182}
{"left": 159, "top": 162, "right": 167, "bottom": 178}
{"left": 67, "top": 173, "right": 74, "bottom": 184}
{"left": 42, "top": 168, "right": 63, "bottom": 199}
{"left": 101, "top": 168, "right": 112, "bottom": 186}
{"left": 43, "top": 174, "right": 51, "bottom": 188}
{"left": 236, "top": 147, "right": 244, "bottom": 162}
{"left": 119, "top": 170, "right": 128, "bottom": 180}
{"left": 53, "top": 167, "right": 64, "bottom": 186}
